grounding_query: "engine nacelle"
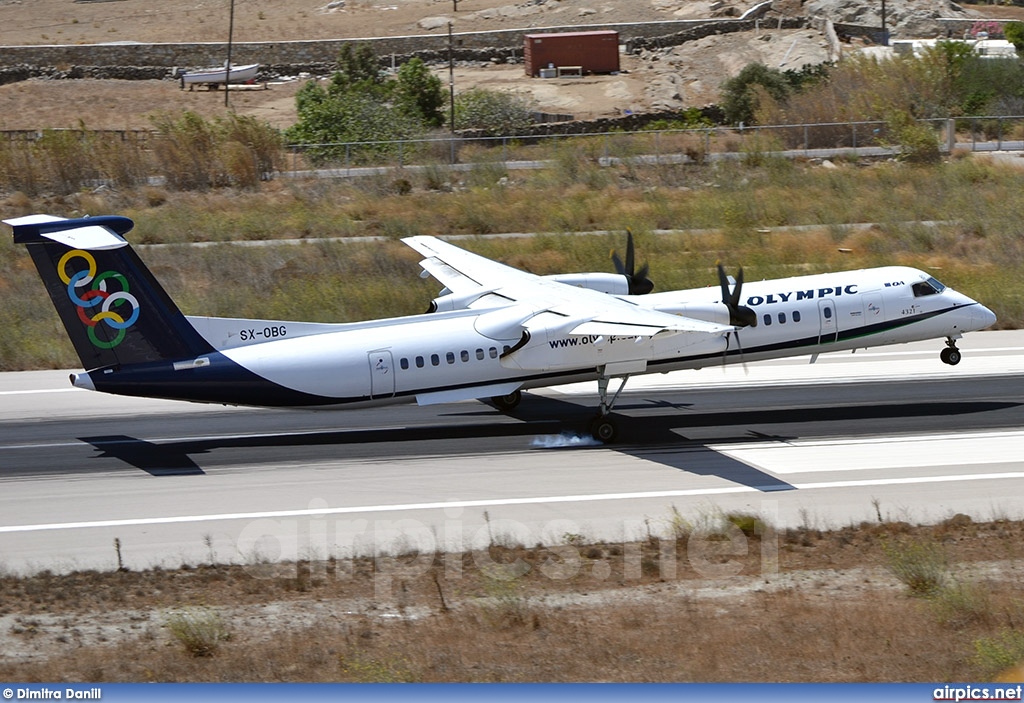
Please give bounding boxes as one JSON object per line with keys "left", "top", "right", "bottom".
{"left": 543, "top": 272, "right": 630, "bottom": 295}
{"left": 658, "top": 303, "right": 733, "bottom": 327}
{"left": 427, "top": 288, "right": 514, "bottom": 313}
{"left": 427, "top": 290, "right": 488, "bottom": 312}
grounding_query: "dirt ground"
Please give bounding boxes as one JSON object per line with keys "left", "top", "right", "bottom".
{"left": 0, "top": 0, "right": 1010, "bottom": 129}
{"left": 0, "top": 0, "right": 831, "bottom": 129}
{"left": 0, "top": 28, "right": 833, "bottom": 130}
{"left": 1, "top": 517, "right": 1023, "bottom": 681}
{"left": 0, "top": 0, "right": 767, "bottom": 45}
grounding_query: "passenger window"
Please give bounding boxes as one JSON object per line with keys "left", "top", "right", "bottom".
{"left": 489, "top": 347, "right": 498, "bottom": 359}
{"left": 779, "top": 312, "right": 786, "bottom": 324}
{"left": 400, "top": 358, "right": 409, "bottom": 370}
{"left": 415, "top": 356, "right": 424, "bottom": 368}
{"left": 502, "top": 345, "right": 511, "bottom": 355}
{"left": 446, "top": 352, "right": 455, "bottom": 364}
{"left": 763, "top": 314, "right": 772, "bottom": 326}
{"left": 461, "top": 350, "right": 469, "bottom": 362}
{"left": 476, "top": 348, "right": 485, "bottom": 360}
{"left": 793, "top": 310, "right": 801, "bottom": 323}
{"left": 431, "top": 354, "right": 440, "bottom": 366}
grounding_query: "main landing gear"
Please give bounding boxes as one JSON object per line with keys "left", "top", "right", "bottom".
{"left": 491, "top": 389, "right": 522, "bottom": 411}
{"left": 940, "top": 337, "right": 962, "bottom": 366}
{"left": 589, "top": 375, "right": 630, "bottom": 443}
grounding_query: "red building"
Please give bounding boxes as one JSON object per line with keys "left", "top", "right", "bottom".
{"left": 523, "top": 30, "right": 620, "bottom": 77}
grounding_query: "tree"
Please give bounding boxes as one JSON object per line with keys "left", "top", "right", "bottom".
{"left": 1005, "top": 21, "right": 1024, "bottom": 56}
{"left": 333, "top": 43, "right": 384, "bottom": 91}
{"left": 395, "top": 58, "right": 445, "bottom": 127}
{"left": 286, "top": 46, "right": 447, "bottom": 164}
{"left": 719, "top": 63, "right": 792, "bottom": 125}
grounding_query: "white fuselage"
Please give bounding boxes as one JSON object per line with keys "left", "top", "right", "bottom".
{"left": 169, "top": 265, "right": 993, "bottom": 409}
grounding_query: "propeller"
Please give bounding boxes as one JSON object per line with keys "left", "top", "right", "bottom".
{"left": 611, "top": 229, "right": 655, "bottom": 295}
{"left": 717, "top": 262, "right": 757, "bottom": 328}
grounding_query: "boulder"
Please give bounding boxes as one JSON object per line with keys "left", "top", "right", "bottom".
{"left": 801, "top": 0, "right": 971, "bottom": 38}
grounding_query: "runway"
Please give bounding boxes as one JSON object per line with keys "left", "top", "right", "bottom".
{"left": 1, "top": 330, "right": 1023, "bottom": 575}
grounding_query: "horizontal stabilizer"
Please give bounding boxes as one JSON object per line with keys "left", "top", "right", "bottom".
{"left": 5, "top": 214, "right": 135, "bottom": 249}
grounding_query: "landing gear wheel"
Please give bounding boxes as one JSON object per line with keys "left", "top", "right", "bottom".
{"left": 940, "top": 347, "right": 962, "bottom": 366}
{"left": 590, "top": 416, "right": 618, "bottom": 443}
{"left": 491, "top": 390, "right": 522, "bottom": 411}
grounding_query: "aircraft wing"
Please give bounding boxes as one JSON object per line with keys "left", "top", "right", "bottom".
{"left": 403, "top": 236, "right": 733, "bottom": 339}
{"left": 404, "top": 235, "right": 535, "bottom": 295}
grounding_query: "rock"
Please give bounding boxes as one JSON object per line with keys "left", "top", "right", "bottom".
{"left": 801, "top": 0, "right": 970, "bottom": 38}
{"left": 418, "top": 16, "right": 452, "bottom": 31}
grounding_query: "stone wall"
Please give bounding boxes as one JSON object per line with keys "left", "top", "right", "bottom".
{"left": 457, "top": 107, "right": 726, "bottom": 140}
{"left": 625, "top": 16, "right": 804, "bottom": 53}
{"left": 0, "top": 12, "right": 782, "bottom": 73}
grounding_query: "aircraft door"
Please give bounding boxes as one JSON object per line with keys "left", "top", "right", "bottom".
{"left": 863, "top": 293, "right": 885, "bottom": 327}
{"left": 368, "top": 350, "right": 395, "bottom": 399}
{"left": 818, "top": 299, "right": 838, "bottom": 344}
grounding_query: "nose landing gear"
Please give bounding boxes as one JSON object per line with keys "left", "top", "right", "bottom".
{"left": 940, "top": 338, "right": 962, "bottom": 366}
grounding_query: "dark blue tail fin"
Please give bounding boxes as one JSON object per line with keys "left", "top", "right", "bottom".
{"left": 7, "top": 214, "right": 214, "bottom": 371}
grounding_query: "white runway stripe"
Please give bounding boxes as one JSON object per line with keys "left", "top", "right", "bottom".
{"left": 4, "top": 470, "right": 1024, "bottom": 534}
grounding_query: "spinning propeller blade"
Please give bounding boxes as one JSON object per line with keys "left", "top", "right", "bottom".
{"left": 611, "top": 229, "right": 655, "bottom": 295}
{"left": 716, "top": 262, "right": 757, "bottom": 328}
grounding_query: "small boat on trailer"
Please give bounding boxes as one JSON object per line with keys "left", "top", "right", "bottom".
{"left": 180, "top": 63, "right": 260, "bottom": 90}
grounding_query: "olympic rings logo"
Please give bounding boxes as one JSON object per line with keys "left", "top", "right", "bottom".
{"left": 58, "top": 249, "right": 140, "bottom": 350}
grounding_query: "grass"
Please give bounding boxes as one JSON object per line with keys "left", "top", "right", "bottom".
{"left": 2, "top": 154, "right": 1023, "bottom": 370}
{"left": 0, "top": 516, "right": 1022, "bottom": 682}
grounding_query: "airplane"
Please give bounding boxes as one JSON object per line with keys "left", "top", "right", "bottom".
{"left": 7, "top": 213, "right": 997, "bottom": 442}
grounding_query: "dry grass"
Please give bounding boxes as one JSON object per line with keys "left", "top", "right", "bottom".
{"left": 1, "top": 516, "right": 1023, "bottom": 682}
{"left": 3, "top": 155, "right": 1024, "bottom": 370}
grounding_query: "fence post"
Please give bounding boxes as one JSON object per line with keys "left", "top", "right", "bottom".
{"left": 998, "top": 116, "right": 1003, "bottom": 151}
{"left": 947, "top": 118, "right": 955, "bottom": 154}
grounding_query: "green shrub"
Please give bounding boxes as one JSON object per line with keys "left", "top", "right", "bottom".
{"left": 882, "top": 538, "right": 949, "bottom": 596}
{"left": 164, "top": 606, "right": 230, "bottom": 657}
{"left": 453, "top": 88, "right": 535, "bottom": 135}
{"left": 725, "top": 512, "right": 768, "bottom": 538}
{"left": 891, "top": 117, "right": 942, "bottom": 165}
{"left": 338, "top": 652, "right": 417, "bottom": 682}
{"left": 478, "top": 566, "right": 532, "bottom": 629}
{"left": 973, "top": 629, "right": 1024, "bottom": 679}
{"left": 931, "top": 580, "right": 995, "bottom": 628}
{"left": 720, "top": 63, "right": 792, "bottom": 125}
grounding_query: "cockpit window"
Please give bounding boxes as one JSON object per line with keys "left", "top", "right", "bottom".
{"left": 912, "top": 277, "right": 945, "bottom": 297}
